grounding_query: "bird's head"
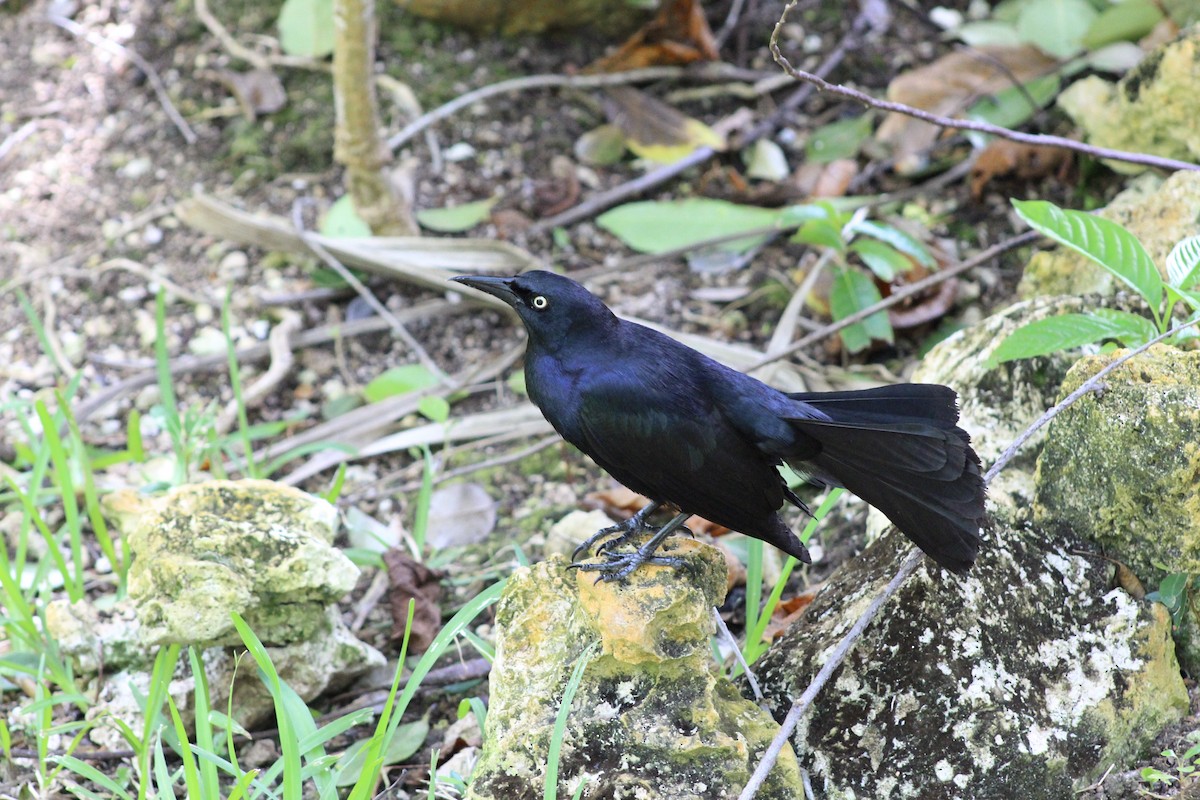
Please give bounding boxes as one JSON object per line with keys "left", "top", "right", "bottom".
{"left": 450, "top": 270, "right": 617, "bottom": 350}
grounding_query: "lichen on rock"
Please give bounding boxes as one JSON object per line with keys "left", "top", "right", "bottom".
{"left": 467, "top": 526, "right": 803, "bottom": 799}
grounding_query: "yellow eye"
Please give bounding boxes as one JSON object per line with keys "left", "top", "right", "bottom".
{"left": 532, "top": 295, "right": 549, "bottom": 310}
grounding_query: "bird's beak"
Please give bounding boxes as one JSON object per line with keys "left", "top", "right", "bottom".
{"left": 450, "top": 275, "right": 518, "bottom": 306}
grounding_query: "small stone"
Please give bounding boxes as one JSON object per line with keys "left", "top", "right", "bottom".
{"left": 218, "top": 250, "right": 250, "bottom": 282}
{"left": 141, "top": 225, "right": 163, "bottom": 246}
{"left": 120, "top": 157, "right": 153, "bottom": 180}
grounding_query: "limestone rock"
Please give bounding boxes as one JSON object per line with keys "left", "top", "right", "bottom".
{"left": 748, "top": 303, "right": 1189, "bottom": 798}
{"left": 754, "top": 519, "right": 1187, "bottom": 800}
{"left": 116, "top": 479, "right": 359, "bottom": 646}
{"left": 1057, "top": 28, "right": 1200, "bottom": 172}
{"left": 1035, "top": 345, "right": 1200, "bottom": 580}
{"left": 467, "top": 538, "right": 804, "bottom": 800}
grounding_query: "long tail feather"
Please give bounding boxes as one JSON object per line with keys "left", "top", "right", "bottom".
{"left": 786, "top": 384, "right": 985, "bottom": 574}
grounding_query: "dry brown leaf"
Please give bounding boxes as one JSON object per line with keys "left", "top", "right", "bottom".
{"left": 762, "top": 585, "right": 822, "bottom": 640}
{"left": 587, "top": 0, "right": 718, "bottom": 72}
{"left": 383, "top": 549, "right": 444, "bottom": 652}
{"left": 969, "top": 139, "right": 1072, "bottom": 199}
{"left": 603, "top": 86, "right": 725, "bottom": 164}
{"left": 809, "top": 158, "right": 860, "bottom": 198}
{"left": 876, "top": 45, "right": 1058, "bottom": 173}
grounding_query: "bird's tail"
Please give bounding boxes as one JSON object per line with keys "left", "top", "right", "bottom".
{"left": 784, "top": 384, "right": 985, "bottom": 574}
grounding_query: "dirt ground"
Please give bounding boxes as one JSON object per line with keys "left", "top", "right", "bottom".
{"left": 4, "top": 0, "right": 1188, "bottom": 796}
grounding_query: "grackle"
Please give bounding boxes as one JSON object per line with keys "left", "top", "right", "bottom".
{"left": 451, "top": 271, "right": 985, "bottom": 580}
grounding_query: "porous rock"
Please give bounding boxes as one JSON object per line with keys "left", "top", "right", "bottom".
{"left": 467, "top": 538, "right": 804, "bottom": 800}
{"left": 751, "top": 304, "right": 1188, "bottom": 799}
{"left": 117, "top": 479, "right": 359, "bottom": 646}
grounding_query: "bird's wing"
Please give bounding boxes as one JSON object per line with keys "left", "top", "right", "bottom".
{"left": 571, "top": 374, "right": 786, "bottom": 528}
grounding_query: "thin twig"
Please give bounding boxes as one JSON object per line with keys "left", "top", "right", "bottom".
{"left": 215, "top": 310, "right": 301, "bottom": 435}
{"left": 46, "top": 13, "right": 197, "bottom": 145}
{"left": 714, "top": 0, "right": 748, "bottom": 49}
{"left": 715, "top": 608, "right": 764, "bottom": 702}
{"left": 748, "top": 230, "right": 1039, "bottom": 371}
{"left": 386, "top": 67, "right": 691, "bottom": 151}
{"left": 737, "top": 548, "right": 923, "bottom": 800}
{"left": 533, "top": 6, "right": 876, "bottom": 233}
{"left": 983, "top": 314, "right": 1200, "bottom": 484}
{"left": 769, "top": 0, "right": 1200, "bottom": 173}
{"left": 290, "top": 200, "right": 448, "bottom": 383}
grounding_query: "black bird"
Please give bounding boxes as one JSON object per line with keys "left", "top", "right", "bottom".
{"left": 451, "top": 271, "right": 985, "bottom": 579}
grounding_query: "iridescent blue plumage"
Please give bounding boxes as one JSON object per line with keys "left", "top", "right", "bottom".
{"left": 452, "top": 270, "right": 985, "bottom": 578}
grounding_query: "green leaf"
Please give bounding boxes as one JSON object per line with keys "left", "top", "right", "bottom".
{"left": 805, "top": 114, "right": 874, "bottom": 164}
{"left": 597, "top": 199, "right": 780, "bottom": 255}
{"left": 574, "top": 124, "right": 627, "bottom": 166}
{"left": 334, "top": 717, "right": 430, "bottom": 787}
{"left": 829, "top": 269, "right": 891, "bottom": 353}
{"left": 776, "top": 203, "right": 835, "bottom": 227}
{"left": 1015, "top": 0, "right": 1097, "bottom": 58}
{"left": 277, "top": 0, "right": 335, "bottom": 58}
{"left": 507, "top": 369, "right": 528, "bottom": 396}
{"left": 322, "top": 195, "right": 372, "bottom": 238}
{"left": 1167, "top": 234, "right": 1200, "bottom": 289}
{"left": 952, "top": 20, "right": 1022, "bottom": 47}
{"left": 987, "top": 310, "right": 1154, "bottom": 366}
{"left": 417, "top": 395, "right": 450, "bottom": 423}
{"left": 1089, "top": 307, "right": 1159, "bottom": 344}
{"left": 416, "top": 198, "right": 497, "bottom": 233}
{"left": 1012, "top": 200, "right": 1163, "bottom": 316}
{"left": 848, "top": 220, "right": 935, "bottom": 268}
{"left": 967, "top": 74, "right": 1060, "bottom": 130}
{"left": 363, "top": 365, "right": 441, "bottom": 403}
{"left": 791, "top": 218, "right": 845, "bottom": 252}
{"left": 849, "top": 239, "right": 915, "bottom": 281}
{"left": 1082, "top": 0, "right": 1163, "bottom": 50}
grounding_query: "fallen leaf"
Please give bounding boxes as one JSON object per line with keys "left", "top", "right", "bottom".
{"left": 383, "top": 549, "right": 444, "bottom": 652}
{"left": 211, "top": 68, "right": 287, "bottom": 120}
{"left": 970, "top": 139, "right": 1072, "bottom": 199}
{"left": 425, "top": 483, "right": 497, "bottom": 549}
{"left": 762, "top": 585, "right": 822, "bottom": 640}
{"left": 587, "top": 0, "right": 718, "bottom": 72}
{"left": 604, "top": 86, "right": 725, "bottom": 165}
{"left": 875, "top": 45, "right": 1058, "bottom": 173}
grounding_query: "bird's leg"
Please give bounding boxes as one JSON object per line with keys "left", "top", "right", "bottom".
{"left": 571, "top": 500, "right": 662, "bottom": 561}
{"left": 571, "top": 511, "right": 693, "bottom": 582}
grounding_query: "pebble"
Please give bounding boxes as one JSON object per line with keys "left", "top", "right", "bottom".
{"left": 218, "top": 250, "right": 250, "bottom": 282}
{"left": 120, "top": 157, "right": 153, "bottom": 180}
{"left": 187, "top": 327, "right": 228, "bottom": 356}
{"left": 443, "top": 142, "right": 477, "bottom": 162}
{"left": 142, "top": 225, "right": 164, "bottom": 246}
{"left": 194, "top": 303, "right": 214, "bottom": 324}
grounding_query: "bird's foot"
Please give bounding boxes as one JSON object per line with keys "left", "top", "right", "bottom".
{"left": 571, "top": 501, "right": 662, "bottom": 561}
{"left": 569, "top": 548, "right": 687, "bottom": 583}
{"left": 569, "top": 509, "right": 693, "bottom": 581}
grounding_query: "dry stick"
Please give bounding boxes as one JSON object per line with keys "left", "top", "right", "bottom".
{"left": 533, "top": 7, "right": 876, "bottom": 233}
{"left": 290, "top": 200, "right": 448, "bottom": 383}
{"left": 737, "top": 548, "right": 923, "bottom": 800}
{"left": 749, "top": 230, "right": 1039, "bottom": 370}
{"left": 386, "top": 67, "right": 691, "bottom": 151}
{"left": 769, "top": 1, "right": 1200, "bottom": 173}
{"left": 73, "top": 302, "right": 453, "bottom": 422}
{"left": 46, "top": 13, "right": 197, "bottom": 145}
{"left": 738, "top": 313, "right": 1200, "bottom": 800}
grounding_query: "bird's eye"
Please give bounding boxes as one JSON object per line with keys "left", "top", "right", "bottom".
{"left": 531, "top": 295, "right": 549, "bottom": 310}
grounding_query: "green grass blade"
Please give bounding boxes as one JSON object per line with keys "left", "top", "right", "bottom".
{"left": 544, "top": 642, "right": 597, "bottom": 800}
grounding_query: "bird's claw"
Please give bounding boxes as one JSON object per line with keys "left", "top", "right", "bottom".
{"left": 571, "top": 514, "right": 653, "bottom": 560}
{"left": 569, "top": 550, "right": 687, "bottom": 583}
